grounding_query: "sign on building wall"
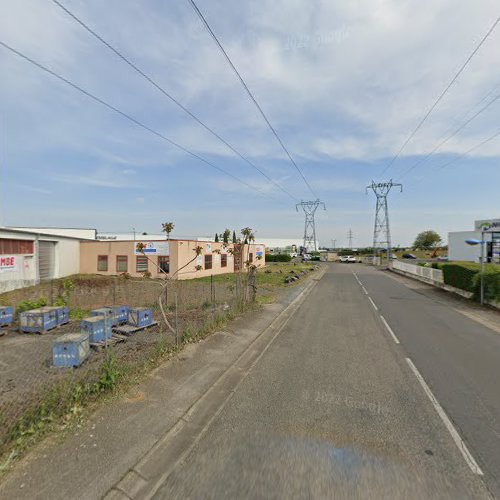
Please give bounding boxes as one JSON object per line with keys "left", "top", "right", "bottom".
{"left": 133, "top": 241, "right": 169, "bottom": 256}
{"left": 214, "top": 253, "right": 221, "bottom": 264}
{"left": 205, "top": 243, "right": 212, "bottom": 253}
{"left": 196, "top": 254, "right": 203, "bottom": 266}
{"left": 255, "top": 245, "right": 264, "bottom": 257}
{"left": 0, "top": 255, "right": 18, "bottom": 273}
{"left": 475, "top": 219, "right": 500, "bottom": 231}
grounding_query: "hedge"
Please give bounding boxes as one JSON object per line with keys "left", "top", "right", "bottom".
{"left": 441, "top": 262, "right": 500, "bottom": 302}
{"left": 473, "top": 267, "right": 500, "bottom": 302}
{"left": 265, "top": 254, "right": 292, "bottom": 262}
{"left": 441, "top": 263, "right": 480, "bottom": 293}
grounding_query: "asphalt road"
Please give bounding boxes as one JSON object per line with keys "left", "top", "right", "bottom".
{"left": 152, "top": 264, "right": 494, "bottom": 499}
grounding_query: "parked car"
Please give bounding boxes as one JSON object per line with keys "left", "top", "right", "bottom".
{"left": 301, "top": 254, "right": 312, "bottom": 262}
{"left": 437, "top": 255, "right": 448, "bottom": 261}
{"left": 402, "top": 253, "right": 417, "bottom": 259}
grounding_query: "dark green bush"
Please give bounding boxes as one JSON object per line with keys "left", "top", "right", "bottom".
{"left": 266, "top": 254, "right": 292, "bottom": 262}
{"left": 441, "top": 263, "right": 480, "bottom": 293}
{"left": 473, "top": 266, "right": 500, "bottom": 302}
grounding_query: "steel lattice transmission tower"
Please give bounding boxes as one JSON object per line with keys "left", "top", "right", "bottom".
{"left": 296, "top": 200, "right": 325, "bottom": 252}
{"left": 366, "top": 180, "right": 403, "bottom": 257}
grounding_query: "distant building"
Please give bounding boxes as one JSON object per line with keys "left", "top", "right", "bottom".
{"left": 199, "top": 237, "right": 318, "bottom": 255}
{"left": 80, "top": 239, "right": 265, "bottom": 280}
{"left": 0, "top": 227, "right": 87, "bottom": 293}
{"left": 448, "top": 218, "right": 500, "bottom": 263}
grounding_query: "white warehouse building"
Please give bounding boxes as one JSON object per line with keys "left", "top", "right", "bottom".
{"left": 448, "top": 218, "right": 500, "bottom": 264}
{"left": 0, "top": 227, "right": 90, "bottom": 293}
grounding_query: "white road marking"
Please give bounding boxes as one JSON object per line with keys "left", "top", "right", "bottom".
{"left": 361, "top": 286, "right": 368, "bottom": 295}
{"left": 405, "top": 358, "right": 484, "bottom": 476}
{"left": 380, "top": 315, "right": 400, "bottom": 344}
{"left": 368, "top": 296, "right": 378, "bottom": 311}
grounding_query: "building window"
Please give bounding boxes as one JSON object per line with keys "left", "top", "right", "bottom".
{"left": 97, "top": 255, "right": 108, "bottom": 272}
{"left": 221, "top": 254, "right": 227, "bottom": 268}
{"left": 116, "top": 255, "right": 128, "bottom": 273}
{"left": 158, "top": 256, "right": 170, "bottom": 274}
{"left": 136, "top": 256, "right": 148, "bottom": 273}
{"left": 0, "top": 239, "right": 34, "bottom": 254}
{"left": 204, "top": 254, "right": 212, "bottom": 270}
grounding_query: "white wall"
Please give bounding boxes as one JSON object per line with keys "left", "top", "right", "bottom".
{"left": 53, "top": 238, "right": 81, "bottom": 278}
{"left": 448, "top": 231, "right": 481, "bottom": 262}
{"left": 0, "top": 229, "right": 81, "bottom": 293}
{"left": 0, "top": 255, "right": 37, "bottom": 293}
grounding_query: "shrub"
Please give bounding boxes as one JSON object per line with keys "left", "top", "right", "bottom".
{"left": 265, "top": 254, "right": 291, "bottom": 262}
{"left": 441, "top": 263, "right": 480, "bottom": 293}
{"left": 15, "top": 297, "right": 48, "bottom": 316}
{"left": 473, "top": 266, "right": 500, "bottom": 302}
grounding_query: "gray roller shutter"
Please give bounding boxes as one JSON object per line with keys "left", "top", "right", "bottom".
{"left": 38, "top": 241, "right": 55, "bottom": 280}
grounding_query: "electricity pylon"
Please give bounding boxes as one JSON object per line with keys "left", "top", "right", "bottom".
{"left": 296, "top": 200, "right": 325, "bottom": 252}
{"left": 366, "top": 180, "right": 402, "bottom": 259}
{"left": 347, "top": 229, "right": 354, "bottom": 249}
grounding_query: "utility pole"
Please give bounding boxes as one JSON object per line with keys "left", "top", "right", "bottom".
{"left": 366, "top": 180, "right": 403, "bottom": 263}
{"left": 347, "top": 229, "right": 354, "bottom": 250}
{"left": 331, "top": 239, "right": 336, "bottom": 250}
{"left": 296, "top": 200, "right": 326, "bottom": 252}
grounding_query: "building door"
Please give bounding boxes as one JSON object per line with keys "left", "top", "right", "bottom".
{"left": 38, "top": 241, "right": 55, "bottom": 280}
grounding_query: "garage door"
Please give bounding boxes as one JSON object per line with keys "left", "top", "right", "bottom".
{"left": 38, "top": 241, "right": 55, "bottom": 280}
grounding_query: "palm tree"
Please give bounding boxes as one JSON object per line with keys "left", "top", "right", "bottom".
{"left": 162, "top": 222, "right": 175, "bottom": 241}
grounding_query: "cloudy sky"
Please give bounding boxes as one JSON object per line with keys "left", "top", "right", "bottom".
{"left": 1, "top": 0, "right": 499, "bottom": 247}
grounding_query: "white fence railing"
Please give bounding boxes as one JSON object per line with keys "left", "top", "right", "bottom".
{"left": 392, "top": 261, "right": 444, "bottom": 283}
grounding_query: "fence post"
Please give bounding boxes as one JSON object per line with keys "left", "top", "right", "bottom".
{"left": 174, "top": 291, "right": 179, "bottom": 346}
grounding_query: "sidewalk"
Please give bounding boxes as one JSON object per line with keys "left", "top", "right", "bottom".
{"left": 0, "top": 271, "right": 323, "bottom": 500}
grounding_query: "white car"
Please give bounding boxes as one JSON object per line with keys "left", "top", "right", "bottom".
{"left": 339, "top": 255, "right": 357, "bottom": 263}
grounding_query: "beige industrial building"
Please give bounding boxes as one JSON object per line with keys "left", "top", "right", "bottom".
{"left": 80, "top": 239, "right": 265, "bottom": 280}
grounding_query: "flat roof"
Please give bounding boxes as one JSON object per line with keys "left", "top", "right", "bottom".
{"left": 0, "top": 227, "right": 85, "bottom": 241}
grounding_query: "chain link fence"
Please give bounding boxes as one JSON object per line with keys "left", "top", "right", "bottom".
{"left": 0, "top": 272, "right": 253, "bottom": 461}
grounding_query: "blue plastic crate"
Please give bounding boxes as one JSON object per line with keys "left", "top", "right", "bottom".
{"left": 0, "top": 306, "right": 13, "bottom": 327}
{"left": 112, "top": 305, "right": 129, "bottom": 325}
{"left": 53, "top": 333, "right": 90, "bottom": 368}
{"left": 128, "top": 308, "right": 153, "bottom": 328}
{"left": 90, "top": 307, "right": 117, "bottom": 327}
{"left": 81, "top": 316, "right": 112, "bottom": 343}
{"left": 55, "top": 306, "right": 69, "bottom": 325}
{"left": 19, "top": 307, "right": 58, "bottom": 333}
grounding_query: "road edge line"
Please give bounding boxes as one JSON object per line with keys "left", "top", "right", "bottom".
{"left": 405, "top": 357, "right": 484, "bottom": 476}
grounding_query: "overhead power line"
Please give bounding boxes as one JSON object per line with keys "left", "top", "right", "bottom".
{"left": 0, "top": 40, "right": 278, "bottom": 199}
{"left": 187, "top": 0, "right": 318, "bottom": 199}
{"left": 50, "top": 0, "right": 298, "bottom": 202}
{"left": 406, "top": 126, "right": 500, "bottom": 189}
{"left": 397, "top": 88, "right": 500, "bottom": 180}
{"left": 380, "top": 13, "right": 500, "bottom": 177}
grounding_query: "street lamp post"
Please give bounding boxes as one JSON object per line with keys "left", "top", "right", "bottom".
{"left": 465, "top": 232, "right": 487, "bottom": 305}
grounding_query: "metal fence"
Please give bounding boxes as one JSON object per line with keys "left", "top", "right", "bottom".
{"left": 391, "top": 260, "right": 444, "bottom": 283}
{"left": 0, "top": 273, "right": 253, "bottom": 459}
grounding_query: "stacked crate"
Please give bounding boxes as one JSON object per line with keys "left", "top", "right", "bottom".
{"left": 128, "top": 307, "right": 153, "bottom": 328}
{"left": 19, "top": 307, "right": 58, "bottom": 333}
{"left": 90, "top": 307, "right": 117, "bottom": 327}
{"left": 112, "top": 305, "right": 129, "bottom": 325}
{"left": 0, "top": 306, "right": 13, "bottom": 327}
{"left": 42, "top": 306, "right": 69, "bottom": 326}
{"left": 80, "top": 316, "right": 112, "bottom": 343}
{"left": 53, "top": 333, "right": 90, "bottom": 368}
